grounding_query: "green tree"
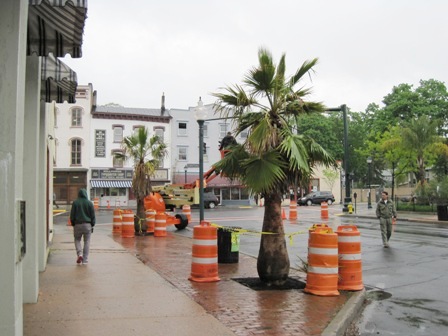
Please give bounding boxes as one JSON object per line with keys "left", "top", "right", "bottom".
{"left": 296, "top": 114, "right": 342, "bottom": 159}
{"left": 322, "top": 168, "right": 339, "bottom": 194}
{"left": 212, "top": 48, "right": 336, "bottom": 285}
{"left": 359, "top": 79, "right": 448, "bottom": 189}
{"left": 382, "top": 79, "right": 448, "bottom": 134}
{"left": 400, "top": 116, "right": 445, "bottom": 184}
{"left": 116, "top": 127, "right": 167, "bottom": 232}
{"left": 363, "top": 126, "right": 412, "bottom": 197}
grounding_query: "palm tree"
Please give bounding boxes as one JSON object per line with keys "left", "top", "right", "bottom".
{"left": 212, "top": 48, "right": 336, "bottom": 285}
{"left": 116, "top": 127, "right": 167, "bottom": 233}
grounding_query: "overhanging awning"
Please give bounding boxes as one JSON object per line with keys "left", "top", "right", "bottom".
{"left": 90, "top": 180, "right": 133, "bottom": 188}
{"left": 41, "top": 53, "right": 77, "bottom": 103}
{"left": 28, "top": 0, "right": 88, "bottom": 58}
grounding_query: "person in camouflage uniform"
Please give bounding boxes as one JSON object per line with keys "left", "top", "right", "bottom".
{"left": 376, "top": 191, "right": 397, "bottom": 248}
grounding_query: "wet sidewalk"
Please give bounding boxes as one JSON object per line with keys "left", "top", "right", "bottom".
{"left": 23, "top": 224, "right": 235, "bottom": 336}
{"left": 343, "top": 202, "right": 448, "bottom": 226}
{"left": 24, "top": 218, "right": 363, "bottom": 336}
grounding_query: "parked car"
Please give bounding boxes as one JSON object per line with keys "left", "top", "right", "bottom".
{"left": 204, "top": 192, "right": 219, "bottom": 209}
{"left": 298, "top": 191, "right": 335, "bottom": 206}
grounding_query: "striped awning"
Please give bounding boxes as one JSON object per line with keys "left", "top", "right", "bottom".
{"left": 90, "top": 180, "right": 133, "bottom": 188}
{"left": 27, "top": 0, "right": 88, "bottom": 58}
{"left": 41, "top": 53, "right": 77, "bottom": 103}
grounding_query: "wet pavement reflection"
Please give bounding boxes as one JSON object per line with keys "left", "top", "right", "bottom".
{"left": 114, "top": 231, "right": 351, "bottom": 336}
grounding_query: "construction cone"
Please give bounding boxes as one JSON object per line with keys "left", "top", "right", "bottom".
{"left": 282, "top": 208, "right": 287, "bottom": 220}
{"left": 67, "top": 218, "right": 71, "bottom": 226}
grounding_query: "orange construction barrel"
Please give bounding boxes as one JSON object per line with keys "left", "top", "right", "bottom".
{"left": 182, "top": 205, "right": 191, "bottom": 222}
{"left": 145, "top": 209, "right": 156, "bottom": 234}
{"left": 336, "top": 225, "right": 363, "bottom": 291}
{"left": 112, "top": 209, "right": 122, "bottom": 235}
{"left": 321, "top": 202, "right": 329, "bottom": 220}
{"left": 308, "top": 223, "right": 330, "bottom": 240}
{"left": 304, "top": 228, "right": 339, "bottom": 296}
{"left": 154, "top": 212, "right": 167, "bottom": 237}
{"left": 93, "top": 197, "right": 99, "bottom": 210}
{"left": 289, "top": 202, "right": 298, "bottom": 220}
{"left": 189, "top": 221, "right": 220, "bottom": 282}
{"left": 121, "top": 210, "right": 135, "bottom": 238}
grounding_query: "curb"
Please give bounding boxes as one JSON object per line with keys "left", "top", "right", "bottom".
{"left": 340, "top": 213, "right": 448, "bottom": 226}
{"left": 322, "top": 289, "right": 366, "bottom": 336}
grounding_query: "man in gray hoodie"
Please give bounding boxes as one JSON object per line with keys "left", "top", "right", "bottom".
{"left": 70, "top": 188, "right": 96, "bottom": 264}
{"left": 375, "top": 191, "right": 397, "bottom": 248}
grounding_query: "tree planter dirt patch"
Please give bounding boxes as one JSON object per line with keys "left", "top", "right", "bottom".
{"left": 233, "top": 277, "right": 306, "bottom": 291}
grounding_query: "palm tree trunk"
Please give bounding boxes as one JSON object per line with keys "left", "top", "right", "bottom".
{"left": 135, "top": 198, "right": 147, "bottom": 233}
{"left": 257, "top": 193, "right": 290, "bottom": 285}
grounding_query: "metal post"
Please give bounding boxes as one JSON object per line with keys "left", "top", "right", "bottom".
{"left": 198, "top": 119, "right": 205, "bottom": 222}
{"left": 342, "top": 104, "right": 351, "bottom": 212}
{"left": 368, "top": 161, "right": 372, "bottom": 209}
{"left": 326, "top": 105, "right": 351, "bottom": 211}
{"left": 184, "top": 168, "right": 187, "bottom": 183}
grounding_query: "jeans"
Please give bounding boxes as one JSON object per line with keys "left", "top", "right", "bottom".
{"left": 74, "top": 223, "right": 92, "bottom": 262}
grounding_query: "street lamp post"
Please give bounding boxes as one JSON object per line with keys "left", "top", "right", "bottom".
{"left": 194, "top": 97, "right": 207, "bottom": 223}
{"left": 367, "top": 156, "right": 372, "bottom": 209}
{"left": 184, "top": 165, "right": 187, "bottom": 184}
{"left": 326, "top": 104, "right": 351, "bottom": 212}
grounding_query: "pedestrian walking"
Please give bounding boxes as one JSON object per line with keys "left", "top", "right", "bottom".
{"left": 70, "top": 188, "right": 95, "bottom": 264}
{"left": 375, "top": 191, "right": 397, "bottom": 248}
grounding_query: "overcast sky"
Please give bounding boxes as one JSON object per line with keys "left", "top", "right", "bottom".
{"left": 63, "top": 0, "right": 448, "bottom": 112}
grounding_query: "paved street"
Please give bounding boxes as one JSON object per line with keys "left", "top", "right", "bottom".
{"left": 340, "top": 214, "right": 448, "bottom": 335}
{"left": 58, "top": 203, "right": 448, "bottom": 335}
{"left": 173, "top": 204, "right": 448, "bottom": 335}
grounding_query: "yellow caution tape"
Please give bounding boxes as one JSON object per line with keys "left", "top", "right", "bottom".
{"left": 210, "top": 223, "right": 306, "bottom": 246}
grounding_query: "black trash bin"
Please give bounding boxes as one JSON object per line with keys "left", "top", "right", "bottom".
{"left": 436, "top": 204, "right": 448, "bottom": 221}
{"left": 217, "top": 227, "right": 241, "bottom": 263}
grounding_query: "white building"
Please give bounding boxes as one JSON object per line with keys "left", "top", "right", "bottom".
{"left": 53, "top": 84, "right": 93, "bottom": 206}
{"left": 169, "top": 101, "right": 251, "bottom": 206}
{"left": 54, "top": 89, "right": 172, "bottom": 208}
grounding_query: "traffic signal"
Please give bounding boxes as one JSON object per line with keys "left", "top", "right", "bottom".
{"left": 203, "top": 142, "right": 207, "bottom": 154}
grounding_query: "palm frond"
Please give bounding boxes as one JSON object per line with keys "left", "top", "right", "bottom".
{"left": 290, "top": 58, "right": 319, "bottom": 86}
{"left": 243, "top": 48, "right": 276, "bottom": 95}
{"left": 279, "top": 134, "right": 311, "bottom": 173}
{"left": 241, "top": 151, "right": 288, "bottom": 194}
{"left": 213, "top": 144, "right": 248, "bottom": 179}
{"left": 248, "top": 115, "right": 281, "bottom": 153}
{"left": 212, "top": 84, "right": 257, "bottom": 117}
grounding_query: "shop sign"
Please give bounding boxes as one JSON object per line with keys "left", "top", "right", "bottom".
{"left": 95, "top": 130, "right": 106, "bottom": 157}
{"left": 91, "top": 169, "right": 133, "bottom": 179}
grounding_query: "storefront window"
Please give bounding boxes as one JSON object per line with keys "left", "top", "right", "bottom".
{"left": 240, "top": 188, "right": 249, "bottom": 200}
{"left": 99, "top": 188, "right": 127, "bottom": 197}
{"left": 231, "top": 187, "right": 240, "bottom": 200}
{"left": 54, "top": 174, "right": 67, "bottom": 184}
{"left": 221, "top": 188, "right": 230, "bottom": 200}
{"left": 69, "top": 174, "right": 85, "bottom": 184}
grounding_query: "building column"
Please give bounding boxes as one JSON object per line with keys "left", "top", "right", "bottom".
{"left": 22, "top": 55, "right": 41, "bottom": 303}
{"left": 0, "top": 0, "right": 28, "bottom": 335}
